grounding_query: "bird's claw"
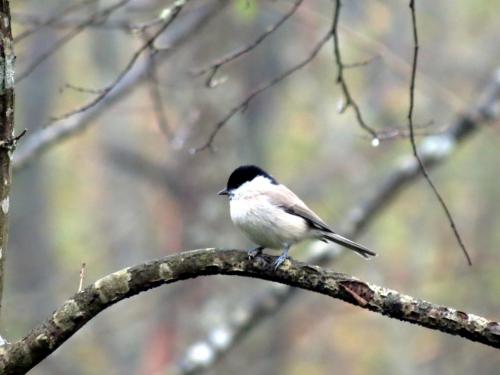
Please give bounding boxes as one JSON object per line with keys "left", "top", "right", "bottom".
{"left": 272, "top": 254, "right": 288, "bottom": 270}
{"left": 248, "top": 246, "right": 264, "bottom": 260}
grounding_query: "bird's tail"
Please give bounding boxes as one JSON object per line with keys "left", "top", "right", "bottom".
{"left": 322, "top": 233, "right": 376, "bottom": 259}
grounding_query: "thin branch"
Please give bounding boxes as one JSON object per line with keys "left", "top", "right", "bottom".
{"left": 193, "top": 0, "right": 304, "bottom": 87}
{"left": 0, "top": 249, "right": 498, "bottom": 374}
{"left": 12, "top": 0, "right": 227, "bottom": 171}
{"left": 0, "top": 0, "right": 15, "bottom": 318}
{"left": 407, "top": 0, "right": 471, "bottom": 265}
{"left": 13, "top": 0, "right": 99, "bottom": 43}
{"left": 145, "top": 48, "right": 172, "bottom": 139}
{"left": 332, "top": 0, "right": 378, "bottom": 139}
{"left": 177, "top": 69, "right": 500, "bottom": 374}
{"left": 16, "top": 0, "right": 130, "bottom": 83}
{"left": 362, "top": 120, "right": 439, "bottom": 141}
{"left": 193, "top": 26, "right": 334, "bottom": 152}
{"left": 77, "top": 262, "right": 86, "bottom": 292}
{"left": 343, "top": 55, "right": 379, "bottom": 69}
{"left": 62, "top": 83, "right": 105, "bottom": 95}
{"left": 48, "top": 0, "right": 186, "bottom": 123}
{"left": 12, "top": 12, "right": 164, "bottom": 33}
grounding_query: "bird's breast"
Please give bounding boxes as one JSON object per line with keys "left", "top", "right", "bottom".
{"left": 229, "top": 197, "right": 309, "bottom": 249}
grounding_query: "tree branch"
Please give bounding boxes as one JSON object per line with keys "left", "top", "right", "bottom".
{"left": 0, "top": 0, "right": 15, "bottom": 318}
{"left": 0, "top": 249, "right": 498, "bottom": 374}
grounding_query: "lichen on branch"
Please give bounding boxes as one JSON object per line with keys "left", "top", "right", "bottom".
{"left": 0, "top": 249, "right": 498, "bottom": 374}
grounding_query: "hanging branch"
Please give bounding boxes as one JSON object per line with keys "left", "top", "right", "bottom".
{"left": 407, "top": 0, "right": 471, "bottom": 265}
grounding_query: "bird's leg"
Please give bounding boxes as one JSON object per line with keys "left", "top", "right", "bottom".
{"left": 272, "top": 244, "right": 291, "bottom": 270}
{"left": 248, "top": 246, "right": 264, "bottom": 260}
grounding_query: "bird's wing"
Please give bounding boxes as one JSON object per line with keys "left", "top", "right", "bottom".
{"left": 267, "top": 184, "right": 333, "bottom": 233}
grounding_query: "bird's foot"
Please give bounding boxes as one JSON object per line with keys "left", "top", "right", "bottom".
{"left": 248, "top": 246, "right": 264, "bottom": 260}
{"left": 272, "top": 245, "right": 290, "bottom": 270}
{"left": 272, "top": 254, "right": 290, "bottom": 270}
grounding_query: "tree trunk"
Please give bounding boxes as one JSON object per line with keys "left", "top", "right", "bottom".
{"left": 0, "top": 0, "right": 15, "bottom": 317}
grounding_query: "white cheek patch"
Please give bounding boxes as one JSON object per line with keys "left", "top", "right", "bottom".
{"left": 232, "top": 176, "right": 275, "bottom": 200}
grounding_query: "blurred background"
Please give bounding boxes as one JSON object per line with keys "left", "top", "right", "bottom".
{"left": 4, "top": 0, "right": 500, "bottom": 374}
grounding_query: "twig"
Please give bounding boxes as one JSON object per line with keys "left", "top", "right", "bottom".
{"left": 407, "top": 0, "right": 471, "bottom": 265}
{"left": 343, "top": 55, "right": 379, "bottom": 69}
{"left": 61, "top": 83, "right": 105, "bottom": 95}
{"left": 0, "top": 249, "right": 498, "bottom": 374}
{"left": 47, "top": 0, "right": 186, "bottom": 124}
{"left": 193, "top": 0, "right": 304, "bottom": 87}
{"left": 0, "top": 129, "right": 27, "bottom": 151}
{"left": 362, "top": 120, "right": 440, "bottom": 141}
{"left": 145, "top": 47, "right": 172, "bottom": 139}
{"left": 13, "top": 0, "right": 99, "bottom": 43}
{"left": 78, "top": 262, "right": 86, "bottom": 292}
{"left": 12, "top": 12, "right": 165, "bottom": 33}
{"left": 193, "top": 26, "right": 334, "bottom": 152}
{"left": 332, "top": 0, "right": 378, "bottom": 139}
{"left": 16, "top": 0, "right": 131, "bottom": 83}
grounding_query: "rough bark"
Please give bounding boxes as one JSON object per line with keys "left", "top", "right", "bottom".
{"left": 0, "top": 249, "right": 498, "bottom": 374}
{"left": 0, "top": 0, "right": 14, "bottom": 317}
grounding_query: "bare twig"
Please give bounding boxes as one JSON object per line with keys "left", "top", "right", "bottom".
{"left": 145, "top": 47, "right": 172, "bottom": 139}
{"left": 363, "top": 120, "right": 439, "bottom": 141}
{"left": 0, "top": 249, "right": 498, "bottom": 374}
{"left": 16, "top": 0, "right": 130, "bottom": 83}
{"left": 193, "top": 26, "right": 334, "bottom": 152}
{"left": 13, "top": 0, "right": 99, "bottom": 43}
{"left": 78, "top": 262, "right": 86, "bottom": 292}
{"left": 12, "top": 12, "right": 165, "bottom": 33}
{"left": 61, "top": 83, "right": 105, "bottom": 95}
{"left": 48, "top": 1, "right": 186, "bottom": 124}
{"left": 343, "top": 55, "right": 379, "bottom": 69}
{"left": 332, "top": 0, "right": 378, "bottom": 139}
{"left": 193, "top": 0, "right": 304, "bottom": 87}
{"left": 407, "top": 0, "right": 471, "bottom": 265}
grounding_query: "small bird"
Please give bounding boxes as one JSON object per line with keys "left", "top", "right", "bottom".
{"left": 218, "top": 165, "right": 376, "bottom": 269}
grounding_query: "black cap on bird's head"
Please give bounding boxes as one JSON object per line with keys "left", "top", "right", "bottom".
{"left": 218, "top": 165, "right": 277, "bottom": 196}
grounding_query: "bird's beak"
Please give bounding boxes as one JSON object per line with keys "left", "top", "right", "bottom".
{"left": 218, "top": 188, "right": 229, "bottom": 196}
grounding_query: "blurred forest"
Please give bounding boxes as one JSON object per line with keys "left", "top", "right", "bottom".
{"left": 3, "top": 0, "right": 500, "bottom": 374}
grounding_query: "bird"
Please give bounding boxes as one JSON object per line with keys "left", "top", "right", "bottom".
{"left": 218, "top": 165, "right": 376, "bottom": 269}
